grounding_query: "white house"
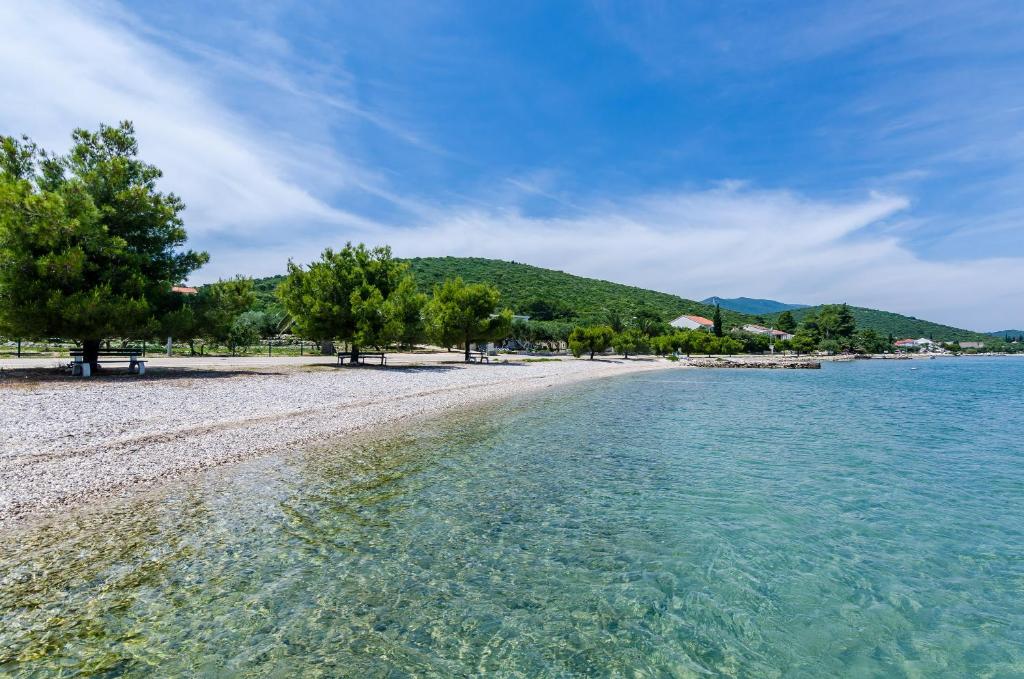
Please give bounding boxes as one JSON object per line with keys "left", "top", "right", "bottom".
{"left": 741, "top": 324, "right": 794, "bottom": 341}
{"left": 670, "top": 314, "right": 714, "bottom": 331}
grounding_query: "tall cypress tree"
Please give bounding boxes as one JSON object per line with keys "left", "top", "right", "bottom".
{"left": 712, "top": 304, "right": 723, "bottom": 337}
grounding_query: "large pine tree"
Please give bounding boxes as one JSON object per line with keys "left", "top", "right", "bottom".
{"left": 0, "top": 122, "right": 208, "bottom": 369}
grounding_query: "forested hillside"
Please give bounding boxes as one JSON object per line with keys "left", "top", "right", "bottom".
{"left": 768, "top": 305, "right": 988, "bottom": 342}
{"left": 252, "top": 275, "right": 286, "bottom": 314}
{"left": 403, "top": 257, "right": 747, "bottom": 325}
{"left": 250, "top": 257, "right": 742, "bottom": 324}
{"left": 250, "top": 257, "right": 993, "bottom": 343}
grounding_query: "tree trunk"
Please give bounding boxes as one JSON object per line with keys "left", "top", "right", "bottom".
{"left": 464, "top": 335, "right": 471, "bottom": 362}
{"left": 350, "top": 344, "right": 360, "bottom": 363}
{"left": 83, "top": 339, "right": 101, "bottom": 372}
{"left": 321, "top": 340, "right": 335, "bottom": 356}
{"left": 589, "top": 348, "right": 595, "bottom": 359}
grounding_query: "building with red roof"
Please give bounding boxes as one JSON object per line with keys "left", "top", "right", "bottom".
{"left": 670, "top": 314, "right": 715, "bottom": 331}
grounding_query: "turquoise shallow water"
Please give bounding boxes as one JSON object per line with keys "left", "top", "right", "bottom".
{"left": 2, "top": 358, "right": 1023, "bottom": 677}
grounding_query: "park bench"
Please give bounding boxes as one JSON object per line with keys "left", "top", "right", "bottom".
{"left": 69, "top": 349, "right": 146, "bottom": 377}
{"left": 467, "top": 350, "right": 490, "bottom": 363}
{"left": 337, "top": 351, "right": 388, "bottom": 366}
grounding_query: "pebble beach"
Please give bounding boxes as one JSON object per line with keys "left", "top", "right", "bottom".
{"left": 0, "top": 355, "right": 671, "bottom": 528}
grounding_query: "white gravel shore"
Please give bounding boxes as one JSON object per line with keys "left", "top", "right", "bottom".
{"left": 0, "top": 356, "right": 671, "bottom": 528}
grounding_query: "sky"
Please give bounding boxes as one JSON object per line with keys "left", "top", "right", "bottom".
{"left": 1, "top": 0, "right": 1023, "bottom": 330}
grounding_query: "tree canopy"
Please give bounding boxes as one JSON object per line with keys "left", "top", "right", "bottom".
{"left": 613, "top": 328, "right": 645, "bottom": 358}
{"left": 277, "top": 243, "right": 416, "bottom": 359}
{"left": 0, "top": 122, "right": 208, "bottom": 367}
{"left": 424, "top": 277, "right": 512, "bottom": 361}
{"left": 569, "top": 325, "right": 615, "bottom": 359}
{"left": 162, "top": 276, "right": 256, "bottom": 353}
{"left": 775, "top": 310, "right": 797, "bottom": 333}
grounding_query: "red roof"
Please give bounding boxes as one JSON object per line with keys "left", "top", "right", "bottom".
{"left": 686, "top": 315, "right": 714, "bottom": 326}
{"left": 172, "top": 286, "right": 198, "bottom": 295}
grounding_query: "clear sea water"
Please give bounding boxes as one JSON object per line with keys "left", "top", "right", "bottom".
{"left": 1, "top": 358, "right": 1022, "bottom": 677}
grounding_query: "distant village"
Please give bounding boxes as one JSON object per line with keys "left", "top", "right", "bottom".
{"left": 667, "top": 314, "right": 990, "bottom": 355}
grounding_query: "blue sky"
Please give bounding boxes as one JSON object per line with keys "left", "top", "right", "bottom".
{"left": 2, "top": 1, "right": 1023, "bottom": 329}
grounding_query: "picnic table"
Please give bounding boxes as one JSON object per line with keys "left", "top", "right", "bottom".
{"left": 69, "top": 349, "right": 146, "bottom": 376}
{"left": 337, "top": 352, "right": 388, "bottom": 366}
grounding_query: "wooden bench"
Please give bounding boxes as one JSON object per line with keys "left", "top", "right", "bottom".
{"left": 69, "top": 349, "right": 146, "bottom": 376}
{"left": 337, "top": 352, "right": 387, "bottom": 366}
{"left": 467, "top": 350, "right": 490, "bottom": 363}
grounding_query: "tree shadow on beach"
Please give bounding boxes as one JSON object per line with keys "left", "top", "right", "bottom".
{"left": 0, "top": 367, "right": 279, "bottom": 386}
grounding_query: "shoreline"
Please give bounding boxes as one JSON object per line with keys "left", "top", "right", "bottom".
{"left": 0, "top": 357, "right": 673, "bottom": 530}
{"left": 2, "top": 351, "right": 1013, "bottom": 530}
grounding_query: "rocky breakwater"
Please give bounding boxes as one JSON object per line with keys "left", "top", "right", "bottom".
{"left": 683, "top": 356, "right": 821, "bottom": 369}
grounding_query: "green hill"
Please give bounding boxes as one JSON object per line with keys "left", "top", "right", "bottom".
{"left": 768, "top": 305, "right": 989, "bottom": 342}
{"left": 989, "top": 329, "right": 1024, "bottom": 340}
{"left": 252, "top": 257, "right": 745, "bottom": 325}
{"left": 252, "top": 275, "right": 287, "bottom": 314}
{"left": 251, "top": 256, "right": 990, "bottom": 342}
{"left": 403, "top": 257, "right": 745, "bottom": 325}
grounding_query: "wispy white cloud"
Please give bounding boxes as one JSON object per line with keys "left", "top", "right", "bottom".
{"left": 0, "top": 0, "right": 383, "bottom": 237}
{"left": 376, "top": 186, "right": 1022, "bottom": 331}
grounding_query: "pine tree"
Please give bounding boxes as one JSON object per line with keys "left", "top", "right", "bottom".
{"left": 424, "top": 277, "right": 512, "bottom": 361}
{"left": 776, "top": 310, "right": 797, "bottom": 333}
{"left": 278, "top": 243, "right": 412, "bottom": 361}
{"left": 0, "top": 122, "right": 208, "bottom": 370}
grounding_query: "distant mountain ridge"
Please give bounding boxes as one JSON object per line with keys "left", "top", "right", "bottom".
{"left": 702, "top": 296, "right": 808, "bottom": 315}
{"left": 989, "top": 330, "right": 1024, "bottom": 339}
